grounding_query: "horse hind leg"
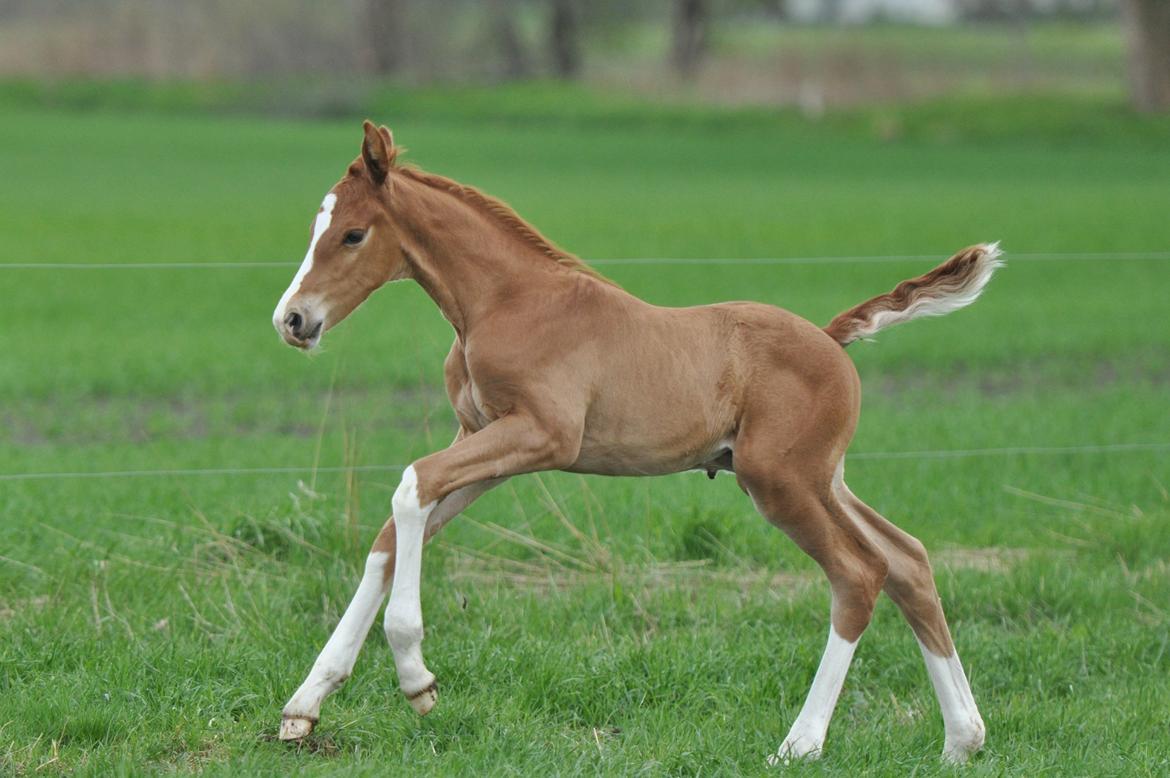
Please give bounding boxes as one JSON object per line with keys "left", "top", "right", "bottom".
{"left": 735, "top": 457, "right": 889, "bottom": 764}
{"left": 837, "top": 479, "right": 985, "bottom": 762}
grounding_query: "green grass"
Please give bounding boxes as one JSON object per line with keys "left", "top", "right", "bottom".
{"left": 1, "top": 84, "right": 1169, "bottom": 775}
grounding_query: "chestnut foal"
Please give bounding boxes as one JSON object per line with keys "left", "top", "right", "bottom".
{"left": 273, "top": 121, "right": 997, "bottom": 763}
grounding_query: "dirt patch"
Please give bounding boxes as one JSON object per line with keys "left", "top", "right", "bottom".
{"left": 260, "top": 731, "right": 340, "bottom": 757}
{"left": 0, "top": 595, "right": 50, "bottom": 621}
{"left": 443, "top": 542, "right": 1030, "bottom": 597}
{"left": 443, "top": 545, "right": 814, "bottom": 598}
{"left": 7, "top": 357, "right": 1164, "bottom": 451}
{"left": 1, "top": 385, "right": 448, "bottom": 448}
{"left": 935, "top": 547, "right": 1030, "bottom": 574}
{"left": 865, "top": 356, "right": 1170, "bottom": 401}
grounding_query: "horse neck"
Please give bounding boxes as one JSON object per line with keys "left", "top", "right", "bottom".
{"left": 388, "top": 172, "right": 568, "bottom": 336}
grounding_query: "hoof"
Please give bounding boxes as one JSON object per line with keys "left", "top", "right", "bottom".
{"left": 942, "top": 721, "right": 986, "bottom": 763}
{"left": 406, "top": 682, "right": 438, "bottom": 716}
{"left": 278, "top": 715, "right": 316, "bottom": 741}
{"left": 767, "top": 734, "right": 823, "bottom": 766}
{"left": 942, "top": 746, "right": 974, "bottom": 765}
{"left": 942, "top": 740, "right": 983, "bottom": 764}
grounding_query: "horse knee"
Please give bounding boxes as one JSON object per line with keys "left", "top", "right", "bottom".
{"left": 392, "top": 466, "right": 426, "bottom": 516}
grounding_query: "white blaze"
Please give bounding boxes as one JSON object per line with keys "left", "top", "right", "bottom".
{"left": 273, "top": 192, "right": 337, "bottom": 329}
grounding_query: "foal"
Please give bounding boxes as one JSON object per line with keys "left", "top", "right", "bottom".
{"left": 273, "top": 121, "right": 997, "bottom": 763}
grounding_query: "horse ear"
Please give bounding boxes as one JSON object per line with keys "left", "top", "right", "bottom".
{"left": 361, "top": 120, "right": 392, "bottom": 184}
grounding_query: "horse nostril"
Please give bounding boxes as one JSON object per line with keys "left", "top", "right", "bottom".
{"left": 284, "top": 311, "right": 303, "bottom": 334}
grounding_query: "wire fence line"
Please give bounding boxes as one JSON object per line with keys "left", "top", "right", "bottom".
{"left": 3, "top": 251, "right": 1165, "bottom": 483}
{"left": 0, "top": 464, "right": 405, "bottom": 483}
{"left": 1, "top": 442, "right": 1166, "bottom": 483}
{"left": 3, "top": 251, "right": 1170, "bottom": 271}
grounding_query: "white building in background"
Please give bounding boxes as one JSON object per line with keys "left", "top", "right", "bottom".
{"left": 787, "top": 0, "right": 960, "bottom": 25}
{"left": 786, "top": 0, "right": 1113, "bottom": 25}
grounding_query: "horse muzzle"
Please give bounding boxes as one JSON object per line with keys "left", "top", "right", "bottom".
{"left": 275, "top": 308, "right": 324, "bottom": 350}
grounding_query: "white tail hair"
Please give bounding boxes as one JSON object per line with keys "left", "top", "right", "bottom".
{"left": 824, "top": 243, "right": 1003, "bottom": 346}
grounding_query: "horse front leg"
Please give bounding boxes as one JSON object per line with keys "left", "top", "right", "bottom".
{"left": 279, "top": 474, "right": 504, "bottom": 740}
{"left": 384, "top": 414, "right": 581, "bottom": 715}
{"left": 278, "top": 520, "right": 395, "bottom": 740}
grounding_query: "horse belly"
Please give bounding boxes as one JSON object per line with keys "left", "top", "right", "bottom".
{"left": 568, "top": 430, "right": 732, "bottom": 476}
{"left": 569, "top": 394, "right": 736, "bottom": 477}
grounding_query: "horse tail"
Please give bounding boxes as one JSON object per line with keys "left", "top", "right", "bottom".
{"left": 823, "top": 243, "right": 1003, "bottom": 347}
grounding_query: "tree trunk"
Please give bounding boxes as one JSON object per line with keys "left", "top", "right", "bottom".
{"left": 1121, "top": 0, "right": 1170, "bottom": 113}
{"left": 671, "top": 0, "right": 708, "bottom": 78}
{"left": 367, "top": 0, "right": 407, "bottom": 75}
{"left": 491, "top": 0, "right": 531, "bottom": 79}
{"left": 548, "top": 0, "right": 580, "bottom": 79}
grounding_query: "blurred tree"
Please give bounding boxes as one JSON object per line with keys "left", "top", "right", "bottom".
{"left": 756, "top": 0, "right": 790, "bottom": 19}
{"left": 490, "top": 0, "right": 531, "bottom": 79}
{"left": 367, "top": 0, "right": 407, "bottom": 75}
{"left": 819, "top": 0, "right": 846, "bottom": 22}
{"left": 1121, "top": 0, "right": 1170, "bottom": 112}
{"left": 548, "top": 0, "right": 581, "bottom": 78}
{"left": 958, "top": 0, "right": 1025, "bottom": 21}
{"left": 671, "top": 0, "right": 709, "bottom": 77}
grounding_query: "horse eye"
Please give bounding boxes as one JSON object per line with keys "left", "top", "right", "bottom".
{"left": 343, "top": 230, "right": 365, "bottom": 246}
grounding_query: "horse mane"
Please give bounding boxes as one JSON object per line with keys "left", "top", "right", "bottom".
{"left": 393, "top": 165, "right": 617, "bottom": 287}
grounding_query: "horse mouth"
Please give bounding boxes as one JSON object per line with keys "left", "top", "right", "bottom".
{"left": 298, "top": 320, "right": 324, "bottom": 350}
{"left": 281, "top": 319, "right": 324, "bottom": 351}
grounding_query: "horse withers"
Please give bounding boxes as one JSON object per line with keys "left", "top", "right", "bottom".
{"left": 272, "top": 121, "right": 998, "bottom": 764}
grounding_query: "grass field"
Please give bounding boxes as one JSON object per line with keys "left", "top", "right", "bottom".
{"left": 1, "top": 84, "right": 1169, "bottom": 775}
